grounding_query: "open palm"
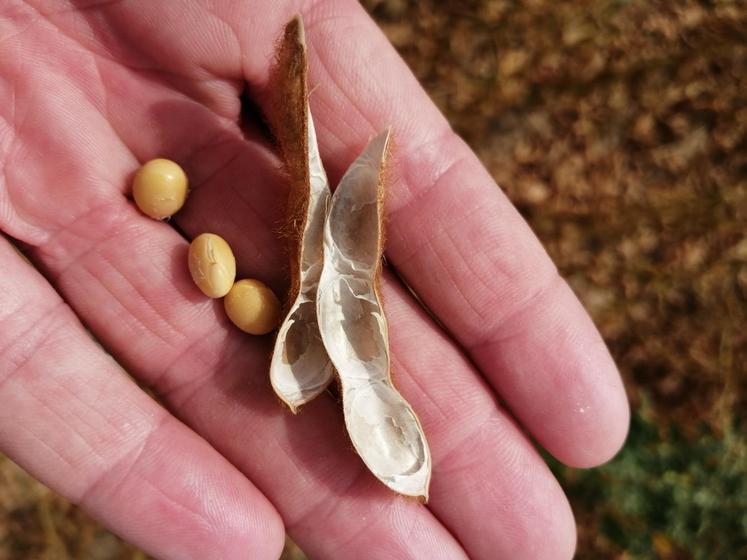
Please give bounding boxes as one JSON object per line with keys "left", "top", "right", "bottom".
{"left": 0, "top": 2, "right": 629, "bottom": 559}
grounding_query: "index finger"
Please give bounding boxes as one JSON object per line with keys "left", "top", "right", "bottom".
{"left": 242, "top": 0, "right": 629, "bottom": 467}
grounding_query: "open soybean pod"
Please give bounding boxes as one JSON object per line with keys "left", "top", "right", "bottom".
{"left": 268, "top": 16, "right": 334, "bottom": 412}
{"left": 317, "top": 130, "right": 432, "bottom": 500}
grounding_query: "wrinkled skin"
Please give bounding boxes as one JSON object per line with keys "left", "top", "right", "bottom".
{"left": 0, "top": 2, "right": 629, "bottom": 559}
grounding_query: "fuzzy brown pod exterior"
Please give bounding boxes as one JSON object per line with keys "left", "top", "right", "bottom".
{"left": 267, "top": 17, "right": 335, "bottom": 412}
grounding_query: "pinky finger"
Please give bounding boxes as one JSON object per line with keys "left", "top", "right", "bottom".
{"left": 0, "top": 237, "right": 284, "bottom": 560}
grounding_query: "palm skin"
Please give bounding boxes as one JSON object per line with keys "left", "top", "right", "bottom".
{"left": 0, "top": 1, "right": 629, "bottom": 559}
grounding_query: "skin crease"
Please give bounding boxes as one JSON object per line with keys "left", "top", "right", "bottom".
{"left": 0, "top": 2, "right": 630, "bottom": 560}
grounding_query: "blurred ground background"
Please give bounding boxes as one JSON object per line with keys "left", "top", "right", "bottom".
{"left": 1, "top": 0, "right": 746, "bottom": 558}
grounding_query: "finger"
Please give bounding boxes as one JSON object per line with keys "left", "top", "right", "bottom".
{"left": 0, "top": 237, "right": 284, "bottom": 560}
{"left": 384, "top": 271, "right": 577, "bottom": 559}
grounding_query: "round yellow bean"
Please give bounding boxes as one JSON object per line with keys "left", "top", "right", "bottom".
{"left": 224, "top": 279, "right": 281, "bottom": 335}
{"left": 188, "top": 233, "right": 236, "bottom": 298}
{"left": 132, "top": 158, "right": 188, "bottom": 219}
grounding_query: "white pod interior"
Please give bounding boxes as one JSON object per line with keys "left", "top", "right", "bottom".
{"left": 268, "top": 18, "right": 334, "bottom": 412}
{"left": 317, "top": 131, "right": 432, "bottom": 499}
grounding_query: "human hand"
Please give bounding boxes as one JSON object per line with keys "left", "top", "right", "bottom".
{"left": 0, "top": 2, "right": 629, "bottom": 559}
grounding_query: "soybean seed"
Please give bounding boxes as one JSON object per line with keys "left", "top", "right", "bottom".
{"left": 132, "top": 158, "right": 188, "bottom": 219}
{"left": 224, "top": 279, "right": 281, "bottom": 335}
{"left": 188, "top": 233, "right": 236, "bottom": 298}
